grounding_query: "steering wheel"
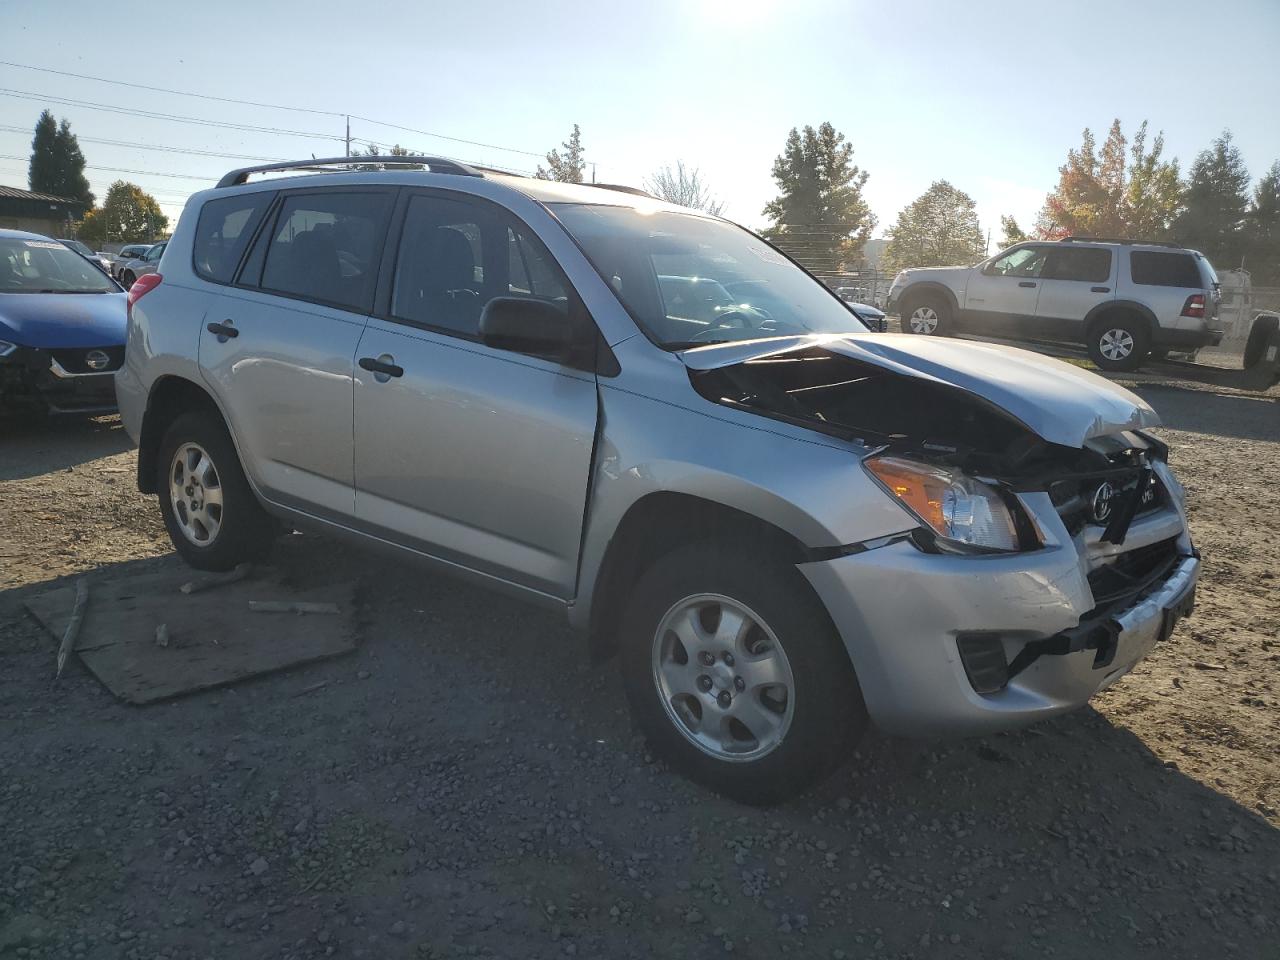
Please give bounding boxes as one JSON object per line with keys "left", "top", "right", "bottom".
{"left": 688, "top": 309, "right": 762, "bottom": 341}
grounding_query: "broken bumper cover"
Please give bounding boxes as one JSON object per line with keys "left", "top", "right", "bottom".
{"left": 800, "top": 540, "right": 1199, "bottom": 737}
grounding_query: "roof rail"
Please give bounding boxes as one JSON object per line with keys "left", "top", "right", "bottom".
{"left": 1060, "top": 236, "right": 1182, "bottom": 249}
{"left": 216, "top": 156, "right": 482, "bottom": 189}
{"left": 589, "top": 183, "right": 657, "bottom": 199}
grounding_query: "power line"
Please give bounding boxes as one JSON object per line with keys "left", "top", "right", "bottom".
{"left": 348, "top": 115, "right": 544, "bottom": 159}
{"left": 0, "top": 153, "right": 216, "bottom": 181}
{"left": 0, "top": 124, "right": 287, "bottom": 162}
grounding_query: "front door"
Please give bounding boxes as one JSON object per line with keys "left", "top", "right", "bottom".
{"left": 963, "top": 244, "right": 1049, "bottom": 334}
{"left": 199, "top": 188, "right": 394, "bottom": 520}
{"left": 352, "top": 191, "right": 598, "bottom": 598}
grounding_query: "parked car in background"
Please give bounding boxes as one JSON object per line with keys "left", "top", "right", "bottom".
{"left": 118, "top": 157, "right": 1199, "bottom": 802}
{"left": 118, "top": 241, "right": 166, "bottom": 289}
{"left": 108, "top": 243, "right": 154, "bottom": 280}
{"left": 846, "top": 301, "right": 887, "bottom": 331}
{"left": 887, "top": 238, "right": 1223, "bottom": 371}
{"left": 56, "top": 238, "right": 113, "bottom": 274}
{"left": 0, "top": 229, "right": 126, "bottom": 415}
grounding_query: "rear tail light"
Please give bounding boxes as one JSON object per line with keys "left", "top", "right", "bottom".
{"left": 1180, "top": 294, "right": 1205, "bottom": 318}
{"left": 127, "top": 273, "right": 162, "bottom": 319}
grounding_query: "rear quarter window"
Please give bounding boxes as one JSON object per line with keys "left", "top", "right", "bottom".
{"left": 1129, "top": 251, "right": 1203, "bottom": 288}
{"left": 193, "top": 193, "right": 274, "bottom": 284}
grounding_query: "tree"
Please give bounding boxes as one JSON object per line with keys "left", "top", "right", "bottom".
{"left": 1123, "top": 121, "right": 1182, "bottom": 238}
{"left": 762, "top": 122, "right": 875, "bottom": 273}
{"left": 1036, "top": 125, "right": 1119, "bottom": 238}
{"left": 80, "top": 181, "right": 168, "bottom": 245}
{"left": 644, "top": 161, "right": 724, "bottom": 215}
{"left": 882, "top": 181, "right": 986, "bottom": 273}
{"left": 536, "top": 124, "right": 586, "bottom": 183}
{"left": 1174, "top": 131, "right": 1252, "bottom": 269}
{"left": 1244, "top": 160, "right": 1280, "bottom": 283}
{"left": 352, "top": 142, "right": 412, "bottom": 170}
{"left": 998, "top": 215, "right": 1029, "bottom": 249}
{"left": 28, "top": 110, "right": 94, "bottom": 208}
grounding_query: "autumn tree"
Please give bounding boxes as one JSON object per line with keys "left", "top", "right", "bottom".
{"left": 882, "top": 181, "right": 986, "bottom": 273}
{"left": 1244, "top": 160, "right": 1280, "bottom": 283}
{"left": 28, "top": 110, "right": 94, "bottom": 208}
{"left": 536, "top": 124, "right": 586, "bottom": 183}
{"left": 998, "top": 215, "right": 1029, "bottom": 248}
{"left": 1124, "top": 121, "right": 1182, "bottom": 237}
{"left": 1174, "top": 131, "right": 1251, "bottom": 269}
{"left": 762, "top": 122, "right": 875, "bottom": 273}
{"left": 78, "top": 181, "right": 167, "bottom": 245}
{"left": 644, "top": 161, "right": 724, "bottom": 215}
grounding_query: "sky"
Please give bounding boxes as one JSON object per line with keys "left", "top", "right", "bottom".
{"left": 2, "top": 0, "right": 1278, "bottom": 248}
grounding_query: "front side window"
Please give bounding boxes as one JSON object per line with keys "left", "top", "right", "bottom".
{"left": 984, "top": 246, "right": 1049, "bottom": 278}
{"left": 550, "top": 204, "right": 867, "bottom": 348}
{"left": 0, "top": 237, "right": 116, "bottom": 294}
{"left": 260, "top": 191, "right": 392, "bottom": 311}
{"left": 1130, "top": 251, "right": 1202, "bottom": 288}
{"left": 1043, "top": 247, "right": 1112, "bottom": 283}
{"left": 194, "top": 193, "right": 272, "bottom": 283}
{"left": 391, "top": 194, "right": 569, "bottom": 337}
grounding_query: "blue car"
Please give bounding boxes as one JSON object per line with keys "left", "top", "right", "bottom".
{"left": 0, "top": 228, "right": 127, "bottom": 415}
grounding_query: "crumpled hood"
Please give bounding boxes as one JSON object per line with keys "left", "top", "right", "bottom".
{"left": 677, "top": 333, "right": 1159, "bottom": 448}
{"left": 0, "top": 292, "right": 127, "bottom": 349}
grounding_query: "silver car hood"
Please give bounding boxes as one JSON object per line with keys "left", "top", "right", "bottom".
{"left": 677, "top": 333, "right": 1160, "bottom": 449}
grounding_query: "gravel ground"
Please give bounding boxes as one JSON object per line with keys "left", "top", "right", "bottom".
{"left": 1, "top": 374, "right": 1277, "bottom": 960}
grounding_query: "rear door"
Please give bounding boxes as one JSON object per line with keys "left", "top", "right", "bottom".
{"left": 1034, "top": 245, "right": 1115, "bottom": 340}
{"left": 961, "top": 245, "right": 1049, "bottom": 333}
{"left": 198, "top": 187, "right": 394, "bottom": 521}
{"left": 351, "top": 189, "right": 599, "bottom": 598}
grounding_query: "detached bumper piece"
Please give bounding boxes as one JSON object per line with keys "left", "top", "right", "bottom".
{"left": 957, "top": 549, "right": 1198, "bottom": 694}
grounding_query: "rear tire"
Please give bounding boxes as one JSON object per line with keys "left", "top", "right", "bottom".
{"left": 156, "top": 410, "right": 276, "bottom": 571}
{"left": 619, "top": 540, "right": 867, "bottom": 804}
{"left": 1244, "top": 315, "right": 1279, "bottom": 369}
{"left": 1087, "top": 315, "right": 1149, "bottom": 372}
{"left": 901, "top": 294, "right": 950, "bottom": 335}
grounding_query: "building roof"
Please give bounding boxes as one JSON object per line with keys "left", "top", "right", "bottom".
{"left": 0, "top": 184, "right": 82, "bottom": 204}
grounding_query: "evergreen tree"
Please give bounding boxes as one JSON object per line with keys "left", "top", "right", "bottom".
{"left": 536, "top": 124, "right": 586, "bottom": 183}
{"left": 1175, "top": 131, "right": 1252, "bottom": 269}
{"left": 883, "top": 181, "right": 986, "bottom": 273}
{"left": 1244, "top": 160, "right": 1280, "bottom": 283}
{"left": 762, "top": 122, "right": 875, "bottom": 273}
{"left": 28, "top": 111, "right": 94, "bottom": 207}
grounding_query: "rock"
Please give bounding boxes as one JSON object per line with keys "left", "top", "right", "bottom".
{"left": 249, "top": 857, "right": 268, "bottom": 876}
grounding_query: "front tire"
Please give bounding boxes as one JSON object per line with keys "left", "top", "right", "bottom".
{"left": 1087, "top": 315, "right": 1149, "bottom": 372}
{"left": 157, "top": 410, "right": 276, "bottom": 570}
{"left": 619, "top": 541, "right": 867, "bottom": 804}
{"left": 901, "top": 294, "right": 950, "bottom": 335}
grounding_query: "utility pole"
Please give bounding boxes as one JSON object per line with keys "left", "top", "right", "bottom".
{"left": 591, "top": 162, "right": 596, "bottom": 184}
{"left": 345, "top": 116, "right": 351, "bottom": 158}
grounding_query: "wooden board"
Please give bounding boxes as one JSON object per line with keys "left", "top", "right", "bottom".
{"left": 26, "top": 570, "right": 358, "bottom": 704}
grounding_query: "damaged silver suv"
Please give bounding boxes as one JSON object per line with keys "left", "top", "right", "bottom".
{"left": 116, "top": 157, "right": 1200, "bottom": 803}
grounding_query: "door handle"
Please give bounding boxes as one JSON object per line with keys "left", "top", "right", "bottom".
{"left": 1091, "top": 286, "right": 1111, "bottom": 293}
{"left": 206, "top": 320, "right": 238, "bottom": 339}
{"left": 1018, "top": 281, "right": 1037, "bottom": 288}
{"left": 359, "top": 355, "right": 404, "bottom": 379}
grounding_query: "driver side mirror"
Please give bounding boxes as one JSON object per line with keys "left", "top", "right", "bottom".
{"left": 479, "top": 297, "right": 579, "bottom": 363}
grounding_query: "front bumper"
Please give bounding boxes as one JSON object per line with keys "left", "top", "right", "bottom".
{"left": 801, "top": 524, "right": 1198, "bottom": 737}
{"left": 0, "top": 346, "right": 121, "bottom": 414}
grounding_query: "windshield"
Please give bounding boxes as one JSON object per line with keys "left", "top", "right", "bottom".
{"left": 0, "top": 238, "right": 118, "bottom": 293}
{"left": 60, "top": 239, "right": 94, "bottom": 257}
{"left": 551, "top": 204, "right": 867, "bottom": 348}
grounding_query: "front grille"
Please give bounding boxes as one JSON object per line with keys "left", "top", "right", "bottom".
{"left": 1050, "top": 455, "right": 1165, "bottom": 537}
{"left": 50, "top": 346, "right": 124, "bottom": 374}
{"left": 1087, "top": 537, "right": 1180, "bottom": 607}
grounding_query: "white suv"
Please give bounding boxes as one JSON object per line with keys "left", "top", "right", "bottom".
{"left": 115, "top": 158, "right": 1200, "bottom": 802}
{"left": 887, "top": 238, "right": 1223, "bottom": 371}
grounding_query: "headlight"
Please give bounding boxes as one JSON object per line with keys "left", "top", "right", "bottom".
{"left": 865, "top": 456, "right": 1021, "bottom": 552}
{"left": 0, "top": 340, "right": 17, "bottom": 358}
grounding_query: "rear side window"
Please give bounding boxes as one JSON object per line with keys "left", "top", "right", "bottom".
{"left": 1043, "top": 247, "right": 1111, "bottom": 283}
{"left": 193, "top": 194, "right": 272, "bottom": 283}
{"left": 260, "top": 191, "right": 392, "bottom": 312}
{"left": 1130, "top": 251, "right": 1202, "bottom": 288}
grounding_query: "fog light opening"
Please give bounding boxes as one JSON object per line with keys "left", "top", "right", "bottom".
{"left": 956, "top": 634, "right": 1009, "bottom": 695}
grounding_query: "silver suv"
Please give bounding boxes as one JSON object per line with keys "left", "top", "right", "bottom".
{"left": 116, "top": 158, "right": 1200, "bottom": 802}
{"left": 887, "top": 238, "right": 1223, "bottom": 371}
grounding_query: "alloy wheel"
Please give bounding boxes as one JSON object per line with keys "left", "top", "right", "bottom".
{"left": 651, "top": 593, "right": 795, "bottom": 762}
{"left": 168, "top": 442, "right": 223, "bottom": 546}
{"left": 1099, "top": 328, "right": 1135, "bottom": 361}
{"left": 908, "top": 305, "right": 939, "bottom": 334}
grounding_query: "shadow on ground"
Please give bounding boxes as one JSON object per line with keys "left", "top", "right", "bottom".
{"left": 0, "top": 414, "right": 133, "bottom": 481}
{"left": 2, "top": 535, "right": 1275, "bottom": 959}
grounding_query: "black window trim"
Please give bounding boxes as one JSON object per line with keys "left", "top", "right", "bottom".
{"left": 230, "top": 185, "right": 396, "bottom": 316}
{"left": 372, "top": 185, "right": 605, "bottom": 373}
{"left": 190, "top": 189, "right": 277, "bottom": 287}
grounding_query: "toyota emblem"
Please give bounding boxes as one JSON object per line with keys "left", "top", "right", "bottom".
{"left": 1091, "top": 481, "right": 1116, "bottom": 523}
{"left": 85, "top": 350, "right": 110, "bottom": 371}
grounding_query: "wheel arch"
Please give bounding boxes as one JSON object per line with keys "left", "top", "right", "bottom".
{"left": 898, "top": 281, "right": 960, "bottom": 314}
{"left": 1083, "top": 300, "right": 1157, "bottom": 340}
{"left": 137, "top": 375, "right": 226, "bottom": 493}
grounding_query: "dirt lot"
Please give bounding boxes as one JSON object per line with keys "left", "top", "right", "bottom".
{"left": 1, "top": 371, "right": 1277, "bottom": 960}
